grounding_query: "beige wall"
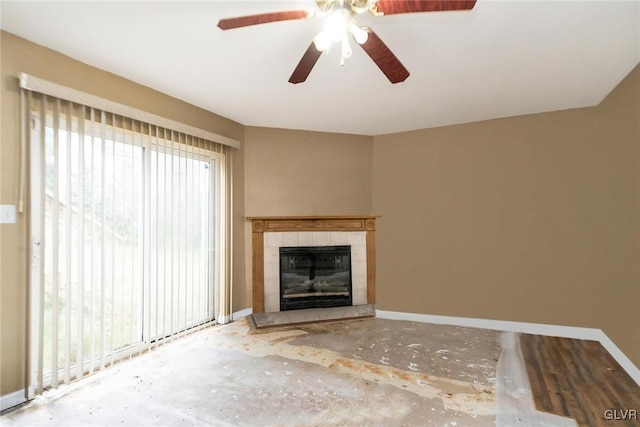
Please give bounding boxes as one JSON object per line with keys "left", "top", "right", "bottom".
{"left": 238, "top": 126, "right": 373, "bottom": 309}
{"left": 0, "top": 31, "right": 245, "bottom": 395}
{"left": 373, "top": 65, "right": 640, "bottom": 366}
{"left": 243, "top": 127, "right": 373, "bottom": 217}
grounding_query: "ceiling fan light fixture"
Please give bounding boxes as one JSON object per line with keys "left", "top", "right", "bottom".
{"left": 341, "top": 36, "right": 353, "bottom": 65}
{"left": 326, "top": 9, "right": 350, "bottom": 40}
{"left": 313, "top": 8, "right": 349, "bottom": 51}
{"left": 313, "top": 32, "right": 332, "bottom": 51}
{"left": 313, "top": 8, "right": 368, "bottom": 65}
{"left": 350, "top": 23, "right": 369, "bottom": 44}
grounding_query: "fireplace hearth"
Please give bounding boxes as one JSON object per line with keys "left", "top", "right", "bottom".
{"left": 280, "top": 246, "right": 352, "bottom": 311}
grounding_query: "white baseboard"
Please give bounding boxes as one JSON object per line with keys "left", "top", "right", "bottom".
{"left": 232, "top": 307, "right": 252, "bottom": 321}
{"left": 376, "top": 309, "right": 640, "bottom": 386}
{"left": 1, "top": 388, "right": 27, "bottom": 412}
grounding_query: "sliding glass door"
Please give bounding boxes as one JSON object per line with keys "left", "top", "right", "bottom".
{"left": 28, "top": 95, "right": 225, "bottom": 392}
{"left": 146, "top": 146, "right": 217, "bottom": 342}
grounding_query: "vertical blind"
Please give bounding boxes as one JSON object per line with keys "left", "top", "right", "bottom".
{"left": 22, "top": 81, "right": 234, "bottom": 394}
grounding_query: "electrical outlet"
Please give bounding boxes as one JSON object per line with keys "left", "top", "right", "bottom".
{"left": 0, "top": 205, "right": 17, "bottom": 224}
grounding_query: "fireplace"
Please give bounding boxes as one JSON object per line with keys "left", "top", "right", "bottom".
{"left": 279, "top": 246, "right": 352, "bottom": 311}
{"left": 248, "top": 216, "right": 378, "bottom": 316}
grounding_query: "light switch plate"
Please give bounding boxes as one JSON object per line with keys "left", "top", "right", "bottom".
{"left": 0, "top": 205, "right": 17, "bottom": 224}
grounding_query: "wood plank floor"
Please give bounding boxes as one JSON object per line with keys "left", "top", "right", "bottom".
{"left": 520, "top": 334, "right": 640, "bottom": 426}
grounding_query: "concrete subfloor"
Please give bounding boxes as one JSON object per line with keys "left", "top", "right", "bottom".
{"left": 3, "top": 317, "right": 530, "bottom": 426}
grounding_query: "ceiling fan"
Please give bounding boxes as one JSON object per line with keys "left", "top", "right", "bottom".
{"left": 218, "top": 0, "right": 477, "bottom": 84}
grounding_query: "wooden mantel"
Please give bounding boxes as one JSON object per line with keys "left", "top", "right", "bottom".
{"left": 248, "top": 215, "right": 380, "bottom": 313}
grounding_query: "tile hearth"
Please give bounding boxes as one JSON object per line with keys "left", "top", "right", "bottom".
{"left": 249, "top": 304, "right": 376, "bottom": 330}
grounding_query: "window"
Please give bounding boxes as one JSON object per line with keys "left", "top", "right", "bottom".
{"left": 22, "top": 78, "right": 235, "bottom": 393}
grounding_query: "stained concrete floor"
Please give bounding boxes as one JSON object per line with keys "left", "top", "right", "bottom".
{"left": 3, "top": 317, "right": 514, "bottom": 426}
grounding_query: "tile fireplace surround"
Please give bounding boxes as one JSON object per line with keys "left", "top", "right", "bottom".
{"left": 248, "top": 216, "right": 379, "bottom": 327}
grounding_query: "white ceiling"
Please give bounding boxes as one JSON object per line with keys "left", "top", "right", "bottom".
{"left": 2, "top": 1, "right": 639, "bottom": 136}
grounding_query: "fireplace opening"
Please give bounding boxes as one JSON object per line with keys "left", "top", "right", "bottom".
{"left": 279, "top": 246, "right": 352, "bottom": 311}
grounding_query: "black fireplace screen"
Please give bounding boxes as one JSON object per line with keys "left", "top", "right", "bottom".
{"left": 279, "top": 245, "right": 352, "bottom": 311}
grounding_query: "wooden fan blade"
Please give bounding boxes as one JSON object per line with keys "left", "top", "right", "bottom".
{"left": 375, "top": 0, "right": 476, "bottom": 15}
{"left": 218, "top": 10, "right": 309, "bottom": 30}
{"left": 289, "top": 43, "right": 323, "bottom": 84}
{"left": 359, "top": 30, "right": 410, "bottom": 83}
